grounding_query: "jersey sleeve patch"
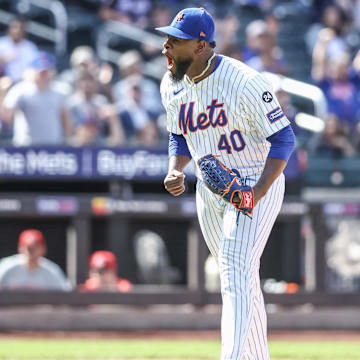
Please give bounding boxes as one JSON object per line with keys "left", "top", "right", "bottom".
{"left": 266, "top": 107, "right": 285, "bottom": 124}
{"left": 262, "top": 91, "right": 273, "bottom": 103}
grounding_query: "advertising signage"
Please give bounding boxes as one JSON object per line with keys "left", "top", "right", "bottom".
{"left": 0, "top": 146, "right": 196, "bottom": 180}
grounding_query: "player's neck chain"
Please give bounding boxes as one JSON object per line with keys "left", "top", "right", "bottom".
{"left": 186, "top": 52, "right": 216, "bottom": 85}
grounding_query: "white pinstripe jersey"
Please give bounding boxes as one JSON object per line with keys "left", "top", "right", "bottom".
{"left": 160, "top": 55, "right": 290, "bottom": 177}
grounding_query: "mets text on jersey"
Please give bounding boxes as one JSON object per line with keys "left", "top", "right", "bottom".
{"left": 178, "top": 99, "right": 228, "bottom": 134}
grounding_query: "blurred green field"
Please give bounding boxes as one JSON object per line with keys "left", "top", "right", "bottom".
{"left": 0, "top": 338, "right": 359, "bottom": 360}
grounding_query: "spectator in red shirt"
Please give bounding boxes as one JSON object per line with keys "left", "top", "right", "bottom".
{"left": 80, "top": 251, "right": 132, "bottom": 292}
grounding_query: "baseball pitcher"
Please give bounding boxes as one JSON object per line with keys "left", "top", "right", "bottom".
{"left": 157, "top": 8, "right": 295, "bottom": 360}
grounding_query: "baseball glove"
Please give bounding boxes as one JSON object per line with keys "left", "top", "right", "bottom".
{"left": 197, "top": 154, "right": 254, "bottom": 215}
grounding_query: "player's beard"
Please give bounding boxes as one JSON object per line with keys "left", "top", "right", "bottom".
{"left": 170, "top": 57, "right": 193, "bottom": 82}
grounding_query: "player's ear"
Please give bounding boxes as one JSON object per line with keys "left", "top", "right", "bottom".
{"left": 195, "top": 40, "right": 206, "bottom": 54}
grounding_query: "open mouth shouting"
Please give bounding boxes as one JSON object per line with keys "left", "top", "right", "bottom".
{"left": 162, "top": 49, "right": 193, "bottom": 82}
{"left": 163, "top": 50, "right": 175, "bottom": 71}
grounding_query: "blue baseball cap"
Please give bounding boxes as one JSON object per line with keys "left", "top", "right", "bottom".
{"left": 155, "top": 8, "right": 215, "bottom": 43}
{"left": 32, "top": 51, "right": 56, "bottom": 72}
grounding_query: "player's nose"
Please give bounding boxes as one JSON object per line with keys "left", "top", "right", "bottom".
{"left": 163, "top": 39, "right": 171, "bottom": 49}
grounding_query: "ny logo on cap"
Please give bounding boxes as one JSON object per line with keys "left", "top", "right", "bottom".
{"left": 176, "top": 12, "right": 185, "bottom": 22}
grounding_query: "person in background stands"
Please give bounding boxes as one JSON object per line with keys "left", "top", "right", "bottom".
{"left": 308, "top": 113, "right": 356, "bottom": 158}
{"left": 79, "top": 250, "right": 132, "bottom": 292}
{"left": 117, "top": 76, "right": 159, "bottom": 146}
{"left": 99, "top": 0, "right": 152, "bottom": 29}
{"left": 0, "top": 229, "right": 71, "bottom": 291}
{"left": 67, "top": 71, "right": 124, "bottom": 147}
{"left": 0, "top": 76, "right": 13, "bottom": 143}
{"left": 312, "top": 47, "right": 360, "bottom": 132}
{"left": 244, "top": 19, "right": 287, "bottom": 75}
{"left": 0, "top": 52, "right": 72, "bottom": 146}
{"left": 0, "top": 15, "right": 39, "bottom": 83}
{"left": 58, "top": 46, "right": 114, "bottom": 102}
{"left": 113, "top": 49, "right": 163, "bottom": 119}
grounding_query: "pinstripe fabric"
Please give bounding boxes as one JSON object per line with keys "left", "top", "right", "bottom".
{"left": 160, "top": 56, "right": 290, "bottom": 178}
{"left": 196, "top": 179, "right": 225, "bottom": 259}
{"left": 196, "top": 174, "right": 285, "bottom": 360}
{"left": 161, "top": 55, "right": 289, "bottom": 360}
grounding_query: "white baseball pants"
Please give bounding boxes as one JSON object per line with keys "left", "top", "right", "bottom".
{"left": 196, "top": 173, "right": 285, "bottom": 360}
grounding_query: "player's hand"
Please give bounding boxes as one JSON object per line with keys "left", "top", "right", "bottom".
{"left": 231, "top": 186, "right": 258, "bottom": 211}
{"left": 164, "top": 170, "right": 185, "bottom": 196}
{"left": 232, "top": 185, "right": 262, "bottom": 209}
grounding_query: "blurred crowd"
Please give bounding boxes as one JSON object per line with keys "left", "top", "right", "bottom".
{"left": 0, "top": 14, "right": 162, "bottom": 147}
{"left": 2, "top": 0, "right": 360, "bottom": 295}
{"left": 0, "top": 229, "right": 133, "bottom": 292}
{"left": 0, "top": 0, "right": 360, "bottom": 159}
{"left": 0, "top": 227, "right": 182, "bottom": 292}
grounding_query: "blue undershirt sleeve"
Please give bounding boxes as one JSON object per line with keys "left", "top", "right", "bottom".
{"left": 266, "top": 125, "right": 295, "bottom": 162}
{"left": 168, "top": 133, "right": 192, "bottom": 159}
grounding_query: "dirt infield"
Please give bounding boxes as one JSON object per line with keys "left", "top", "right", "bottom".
{"left": 0, "top": 330, "right": 359, "bottom": 341}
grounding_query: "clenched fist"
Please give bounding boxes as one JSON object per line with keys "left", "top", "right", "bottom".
{"left": 164, "top": 169, "right": 185, "bottom": 196}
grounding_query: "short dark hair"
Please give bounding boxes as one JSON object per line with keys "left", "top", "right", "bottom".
{"left": 197, "top": 39, "right": 216, "bottom": 49}
{"left": 209, "top": 41, "right": 216, "bottom": 49}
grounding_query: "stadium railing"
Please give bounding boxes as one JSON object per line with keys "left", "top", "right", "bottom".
{"left": 0, "top": 0, "right": 67, "bottom": 56}
{"left": 96, "top": 20, "right": 164, "bottom": 80}
{"left": 0, "top": 146, "right": 359, "bottom": 306}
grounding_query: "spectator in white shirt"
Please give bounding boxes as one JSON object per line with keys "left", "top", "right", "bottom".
{"left": 0, "top": 15, "right": 39, "bottom": 83}
{"left": 0, "top": 229, "right": 71, "bottom": 291}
